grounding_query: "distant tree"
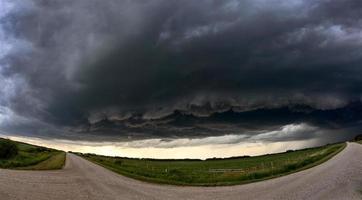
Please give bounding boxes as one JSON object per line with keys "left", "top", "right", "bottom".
{"left": 28, "top": 147, "right": 50, "bottom": 153}
{"left": 354, "top": 134, "right": 362, "bottom": 141}
{"left": 0, "top": 140, "right": 18, "bottom": 159}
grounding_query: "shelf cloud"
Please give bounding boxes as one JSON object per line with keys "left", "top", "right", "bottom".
{"left": 1, "top": 0, "right": 362, "bottom": 146}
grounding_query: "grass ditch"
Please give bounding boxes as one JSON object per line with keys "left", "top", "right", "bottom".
{"left": 0, "top": 138, "right": 65, "bottom": 170}
{"left": 353, "top": 134, "right": 362, "bottom": 144}
{"left": 78, "top": 142, "right": 346, "bottom": 186}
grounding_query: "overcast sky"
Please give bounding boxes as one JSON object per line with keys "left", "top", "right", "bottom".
{"left": 0, "top": 0, "right": 362, "bottom": 155}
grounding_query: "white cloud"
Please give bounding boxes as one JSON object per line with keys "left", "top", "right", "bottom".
{"left": 0, "top": 131, "right": 320, "bottom": 159}
{"left": 118, "top": 123, "right": 316, "bottom": 148}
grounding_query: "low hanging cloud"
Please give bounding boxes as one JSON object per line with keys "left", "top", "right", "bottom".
{"left": 0, "top": 123, "right": 350, "bottom": 159}
{"left": 1, "top": 0, "right": 362, "bottom": 142}
{"left": 114, "top": 124, "right": 317, "bottom": 148}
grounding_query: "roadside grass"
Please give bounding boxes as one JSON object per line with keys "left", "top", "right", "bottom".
{"left": 0, "top": 138, "right": 65, "bottom": 170}
{"left": 17, "top": 152, "right": 66, "bottom": 170}
{"left": 353, "top": 134, "right": 362, "bottom": 144}
{"left": 78, "top": 142, "right": 346, "bottom": 186}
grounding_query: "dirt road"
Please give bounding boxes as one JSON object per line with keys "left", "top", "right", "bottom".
{"left": 0, "top": 143, "right": 361, "bottom": 200}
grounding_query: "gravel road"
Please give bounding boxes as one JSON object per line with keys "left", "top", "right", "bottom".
{"left": 0, "top": 142, "right": 361, "bottom": 200}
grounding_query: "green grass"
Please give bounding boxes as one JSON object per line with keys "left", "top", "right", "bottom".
{"left": 79, "top": 142, "right": 346, "bottom": 186}
{"left": 357, "top": 140, "right": 362, "bottom": 144}
{"left": 0, "top": 138, "right": 65, "bottom": 170}
{"left": 17, "top": 152, "right": 66, "bottom": 170}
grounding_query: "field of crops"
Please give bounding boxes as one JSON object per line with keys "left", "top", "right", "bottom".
{"left": 80, "top": 143, "right": 345, "bottom": 186}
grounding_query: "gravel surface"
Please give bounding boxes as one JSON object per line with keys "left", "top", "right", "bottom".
{"left": 0, "top": 142, "right": 361, "bottom": 200}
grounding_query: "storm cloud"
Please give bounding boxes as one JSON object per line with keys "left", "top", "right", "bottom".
{"left": 1, "top": 0, "right": 362, "bottom": 143}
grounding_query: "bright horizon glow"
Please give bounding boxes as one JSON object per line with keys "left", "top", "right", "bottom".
{"left": 0, "top": 134, "right": 321, "bottom": 160}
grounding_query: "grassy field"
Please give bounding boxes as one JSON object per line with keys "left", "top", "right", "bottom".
{"left": 0, "top": 138, "right": 65, "bottom": 170}
{"left": 79, "top": 142, "right": 346, "bottom": 186}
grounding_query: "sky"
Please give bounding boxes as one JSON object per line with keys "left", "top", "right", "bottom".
{"left": 0, "top": 0, "right": 362, "bottom": 158}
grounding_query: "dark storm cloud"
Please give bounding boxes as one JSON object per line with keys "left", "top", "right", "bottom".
{"left": 1, "top": 0, "right": 362, "bottom": 141}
